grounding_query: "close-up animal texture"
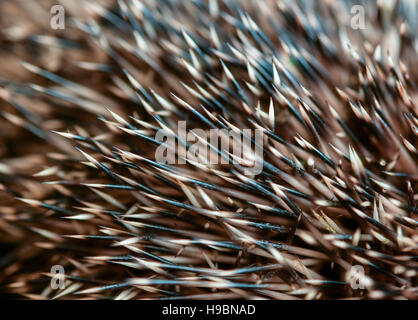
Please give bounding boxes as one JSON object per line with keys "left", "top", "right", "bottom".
{"left": 0, "top": 0, "right": 417, "bottom": 300}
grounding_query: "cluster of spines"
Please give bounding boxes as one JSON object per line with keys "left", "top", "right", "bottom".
{"left": 0, "top": 0, "right": 416, "bottom": 299}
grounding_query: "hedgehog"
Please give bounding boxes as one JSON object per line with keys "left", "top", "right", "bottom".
{"left": 0, "top": 0, "right": 417, "bottom": 300}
